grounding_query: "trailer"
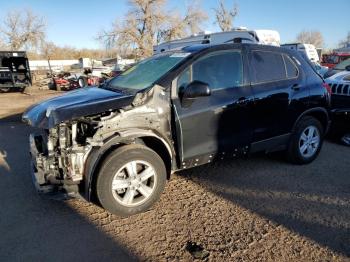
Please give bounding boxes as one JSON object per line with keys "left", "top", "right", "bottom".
{"left": 281, "top": 43, "right": 320, "bottom": 63}
{"left": 153, "top": 28, "right": 280, "bottom": 54}
{"left": 0, "top": 51, "right": 32, "bottom": 92}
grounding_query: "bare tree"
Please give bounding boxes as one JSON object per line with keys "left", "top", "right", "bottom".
{"left": 98, "top": 0, "right": 207, "bottom": 59}
{"left": 296, "top": 30, "right": 324, "bottom": 47}
{"left": 36, "top": 41, "right": 106, "bottom": 60}
{"left": 0, "top": 9, "right": 46, "bottom": 51}
{"left": 159, "top": 2, "right": 208, "bottom": 42}
{"left": 338, "top": 31, "right": 350, "bottom": 48}
{"left": 213, "top": 0, "right": 238, "bottom": 32}
{"left": 98, "top": 0, "right": 166, "bottom": 58}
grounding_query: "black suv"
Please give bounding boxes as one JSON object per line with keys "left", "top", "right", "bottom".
{"left": 23, "top": 44, "right": 331, "bottom": 216}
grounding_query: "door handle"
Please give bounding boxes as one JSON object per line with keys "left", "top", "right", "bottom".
{"left": 291, "top": 84, "right": 300, "bottom": 91}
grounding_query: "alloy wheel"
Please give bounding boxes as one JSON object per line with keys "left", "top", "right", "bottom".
{"left": 298, "top": 125, "right": 320, "bottom": 158}
{"left": 111, "top": 160, "right": 157, "bottom": 207}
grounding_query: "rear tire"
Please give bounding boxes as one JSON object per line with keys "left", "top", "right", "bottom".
{"left": 96, "top": 144, "right": 167, "bottom": 217}
{"left": 48, "top": 80, "right": 57, "bottom": 90}
{"left": 287, "top": 116, "right": 324, "bottom": 164}
{"left": 0, "top": 87, "right": 10, "bottom": 93}
{"left": 78, "top": 76, "right": 87, "bottom": 88}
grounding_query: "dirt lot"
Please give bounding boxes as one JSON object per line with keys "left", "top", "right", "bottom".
{"left": 0, "top": 89, "right": 349, "bottom": 261}
{"left": 0, "top": 87, "right": 63, "bottom": 120}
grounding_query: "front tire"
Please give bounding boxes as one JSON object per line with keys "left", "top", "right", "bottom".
{"left": 287, "top": 116, "right": 324, "bottom": 164}
{"left": 96, "top": 144, "right": 167, "bottom": 217}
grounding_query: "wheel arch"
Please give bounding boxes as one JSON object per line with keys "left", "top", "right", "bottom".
{"left": 293, "top": 107, "right": 330, "bottom": 135}
{"left": 83, "top": 129, "right": 174, "bottom": 202}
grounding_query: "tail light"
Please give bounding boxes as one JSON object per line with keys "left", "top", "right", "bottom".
{"left": 323, "top": 83, "right": 332, "bottom": 95}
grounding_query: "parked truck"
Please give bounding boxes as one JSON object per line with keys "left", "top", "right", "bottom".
{"left": 321, "top": 50, "right": 350, "bottom": 68}
{"left": 0, "top": 51, "right": 32, "bottom": 92}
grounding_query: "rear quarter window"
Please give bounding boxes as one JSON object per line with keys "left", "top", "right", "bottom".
{"left": 251, "top": 50, "right": 286, "bottom": 83}
{"left": 283, "top": 55, "right": 299, "bottom": 78}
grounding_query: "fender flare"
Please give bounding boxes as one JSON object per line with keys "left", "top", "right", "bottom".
{"left": 292, "top": 107, "right": 330, "bottom": 133}
{"left": 83, "top": 129, "right": 174, "bottom": 201}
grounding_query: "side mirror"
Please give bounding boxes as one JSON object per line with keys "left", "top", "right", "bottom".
{"left": 345, "top": 65, "right": 350, "bottom": 71}
{"left": 183, "top": 80, "right": 211, "bottom": 99}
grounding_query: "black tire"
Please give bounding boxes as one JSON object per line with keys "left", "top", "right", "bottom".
{"left": 96, "top": 144, "right": 167, "bottom": 217}
{"left": 0, "top": 87, "right": 10, "bottom": 93}
{"left": 78, "top": 76, "right": 87, "bottom": 88}
{"left": 287, "top": 116, "right": 324, "bottom": 164}
{"left": 48, "top": 80, "right": 57, "bottom": 90}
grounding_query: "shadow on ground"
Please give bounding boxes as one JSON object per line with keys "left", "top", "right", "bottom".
{"left": 178, "top": 146, "right": 350, "bottom": 257}
{"left": 0, "top": 113, "right": 23, "bottom": 123}
{"left": 0, "top": 121, "right": 137, "bottom": 261}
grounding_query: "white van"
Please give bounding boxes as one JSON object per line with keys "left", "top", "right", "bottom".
{"left": 281, "top": 43, "right": 320, "bottom": 62}
{"left": 153, "top": 28, "right": 280, "bottom": 54}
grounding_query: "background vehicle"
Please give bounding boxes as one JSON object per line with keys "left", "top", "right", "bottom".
{"left": 323, "top": 58, "right": 350, "bottom": 78}
{"left": 321, "top": 52, "right": 350, "bottom": 68}
{"left": 281, "top": 43, "right": 320, "bottom": 62}
{"left": 48, "top": 72, "right": 80, "bottom": 91}
{"left": 0, "top": 51, "right": 32, "bottom": 92}
{"left": 325, "top": 70, "right": 350, "bottom": 145}
{"left": 153, "top": 28, "right": 280, "bottom": 54}
{"left": 23, "top": 44, "right": 330, "bottom": 217}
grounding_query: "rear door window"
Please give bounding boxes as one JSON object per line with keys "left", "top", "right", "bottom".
{"left": 251, "top": 51, "right": 286, "bottom": 83}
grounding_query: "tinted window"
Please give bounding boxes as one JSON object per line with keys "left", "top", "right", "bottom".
{"left": 252, "top": 51, "right": 286, "bottom": 83}
{"left": 177, "top": 50, "right": 243, "bottom": 91}
{"left": 284, "top": 55, "right": 298, "bottom": 78}
{"left": 177, "top": 68, "right": 190, "bottom": 90}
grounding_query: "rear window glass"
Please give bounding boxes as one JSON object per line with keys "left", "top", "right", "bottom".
{"left": 252, "top": 51, "right": 286, "bottom": 83}
{"left": 284, "top": 55, "right": 298, "bottom": 78}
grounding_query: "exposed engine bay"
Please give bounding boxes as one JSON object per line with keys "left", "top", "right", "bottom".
{"left": 27, "top": 85, "right": 173, "bottom": 197}
{"left": 31, "top": 121, "right": 95, "bottom": 195}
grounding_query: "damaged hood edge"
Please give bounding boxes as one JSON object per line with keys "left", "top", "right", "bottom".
{"left": 22, "top": 87, "right": 136, "bottom": 129}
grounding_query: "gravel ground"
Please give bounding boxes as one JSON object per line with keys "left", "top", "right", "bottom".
{"left": 0, "top": 88, "right": 63, "bottom": 119}
{"left": 0, "top": 90, "right": 349, "bottom": 261}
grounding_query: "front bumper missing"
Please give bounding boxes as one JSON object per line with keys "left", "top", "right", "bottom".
{"left": 29, "top": 133, "right": 80, "bottom": 200}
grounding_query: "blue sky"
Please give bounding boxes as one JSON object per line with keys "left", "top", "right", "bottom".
{"left": 0, "top": 0, "right": 348, "bottom": 49}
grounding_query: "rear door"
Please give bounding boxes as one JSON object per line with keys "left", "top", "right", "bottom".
{"left": 249, "top": 49, "right": 306, "bottom": 143}
{"left": 172, "top": 49, "right": 254, "bottom": 166}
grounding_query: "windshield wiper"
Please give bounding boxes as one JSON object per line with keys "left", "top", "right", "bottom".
{"left": 100, "top": 82, "right": 134, "bottom": 95}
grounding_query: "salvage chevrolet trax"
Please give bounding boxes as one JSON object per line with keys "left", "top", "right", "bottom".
{"left": 23, "top": 44, "right": 331, "bottom": 216}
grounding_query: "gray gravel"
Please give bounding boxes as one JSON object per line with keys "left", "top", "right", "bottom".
{"left": 0, "top": 91, "right": 349, "bottom": 261}
{"left": 1, "top": 122, "right": 349, "bottom": 261}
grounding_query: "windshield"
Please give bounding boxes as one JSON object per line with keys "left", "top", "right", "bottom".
{"left": 107, "top": 52, "right": 190, "bottom": 91}
{"left": 334, "top": 58, "right": 350, "bottom": 70}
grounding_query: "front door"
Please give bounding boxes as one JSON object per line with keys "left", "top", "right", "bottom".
{"left": 172, "top": 49, "right": 254, "bottom": 166}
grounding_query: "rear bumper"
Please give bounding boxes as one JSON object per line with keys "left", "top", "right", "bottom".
{"left": 0, "top": 83, "right": 28, "bottom": 88}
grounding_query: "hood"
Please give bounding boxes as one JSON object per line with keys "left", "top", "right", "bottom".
{"left": 22, "top": 87, "right": 135, "bottom": 129}
{"left": 325, "top": 71, "right": 350, "bottom": 111}
{"left": 325, "top": 71, "right": 350, "bottom": 84}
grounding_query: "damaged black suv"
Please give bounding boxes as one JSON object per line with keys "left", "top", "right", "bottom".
{"left": 23, "top": 44, "right": 331, "bottom": 216}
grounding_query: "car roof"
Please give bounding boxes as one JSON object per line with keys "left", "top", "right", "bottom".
{"left": 181, "top": 43, "right": 297, "bottom": 55}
